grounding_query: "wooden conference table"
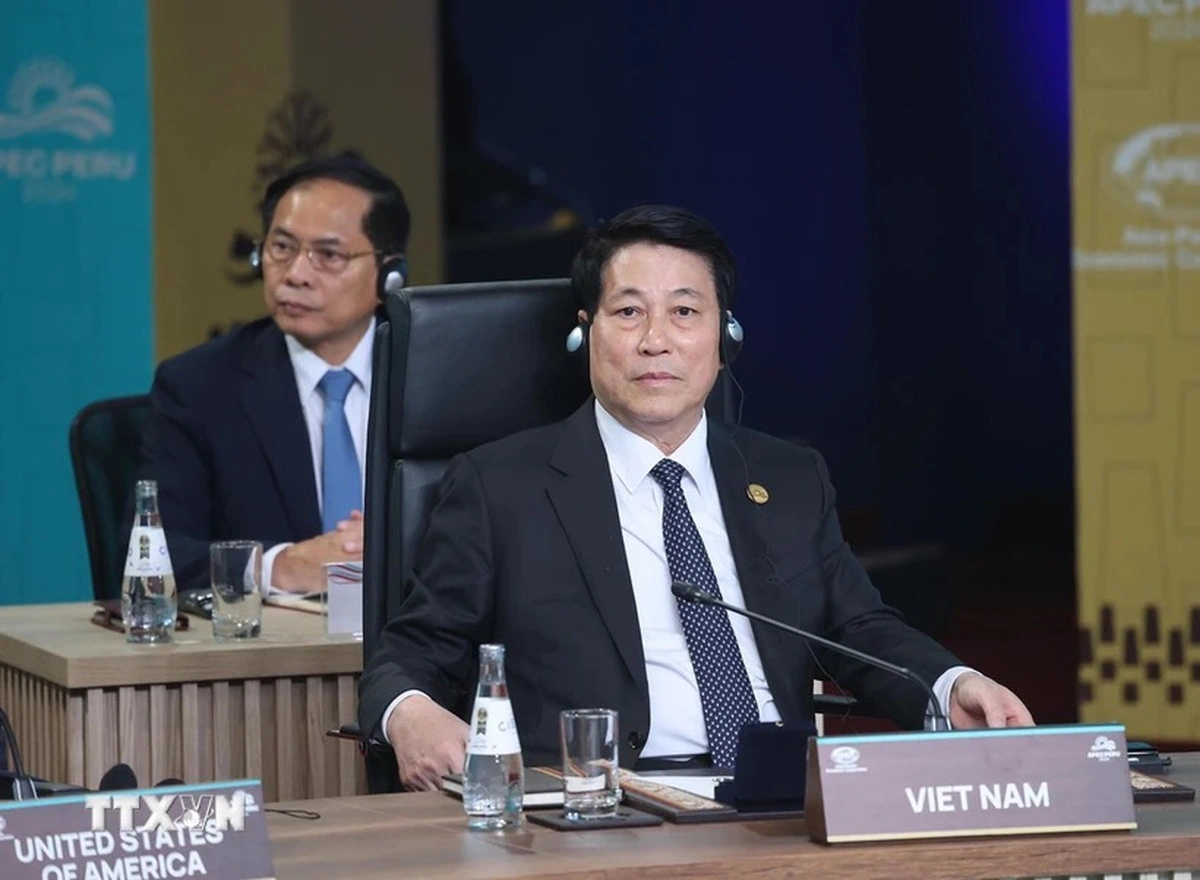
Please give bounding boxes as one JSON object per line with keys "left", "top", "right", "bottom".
{"left": 0, "top": 602, "right": 364, "bottom": 801}
{"left": 265, "top": 755, "right": 1200, "bottom": 880}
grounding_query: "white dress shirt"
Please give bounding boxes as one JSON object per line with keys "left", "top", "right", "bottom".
{"left": 381, "top": 400, "right": 972, "bottom": 744}
{"left": 262, "top": 318, "right": 374, "bottom": 591}
{"left": 593, "top": 402, "right": 971, "bottom": 751}
{"left": 593, "top": 401, "right": 781, "bottom": 757}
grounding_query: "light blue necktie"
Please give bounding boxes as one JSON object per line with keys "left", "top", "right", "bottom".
{"left": 318, "top": 369, "right": 362, "bottom": 533}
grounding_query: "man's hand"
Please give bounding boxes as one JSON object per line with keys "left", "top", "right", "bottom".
{"left": 948, "top": 672, "right": 1035, "bottom": 729}
{"left": 386, "top": 697, "right": 471, "bottom": 792}
{"left": 272, "top": 510, "right": 364, "bottom": 593}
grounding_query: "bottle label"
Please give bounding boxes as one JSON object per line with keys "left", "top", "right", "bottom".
{"left": 124, "top": 526, "right": 174, "bottom": 577}
{"left": 466, "top": 696, "right": 522, "bottom": 756}
{"left": 564, "top": 774, "right": 607, "bottom": 793}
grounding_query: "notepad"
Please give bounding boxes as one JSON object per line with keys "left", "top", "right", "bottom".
{"left": 1130, "top": 769, "right": 1196, "bottom": 803}
{"left": 441, "top": 767, "right": 565, "bottom": 807}
{"left": 263, "top": 591, "right": 326, "bottom": 614}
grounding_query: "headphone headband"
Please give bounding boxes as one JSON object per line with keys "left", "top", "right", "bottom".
{"left": 566, "top": 312, "right": 744, "bottom": 363}
{"left": 248, "top": 246, "right": 407, "bottom": 302}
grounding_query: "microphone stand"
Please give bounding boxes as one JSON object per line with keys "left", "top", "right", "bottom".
{"left": 671, "top": 580, "right": 952, "bottom": 732}
{"left": 0, "top": 706, "right": 37, "bottom": 799}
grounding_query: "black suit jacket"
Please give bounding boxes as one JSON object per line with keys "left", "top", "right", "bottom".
{"left": 360, "top": 402, "right": 962, "bottom": 766}
{"left": 136, "top": 318, "right": 322, "bottom": 591}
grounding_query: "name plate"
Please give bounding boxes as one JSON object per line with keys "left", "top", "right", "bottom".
{"left": 324, "top": 561, "right": 363, "bottom": 637}
{"left": 0, "top": 779, "right": 275, "bottom": 879}
{"left": 805, "top": 724, "right": 1137, "bottom": 844}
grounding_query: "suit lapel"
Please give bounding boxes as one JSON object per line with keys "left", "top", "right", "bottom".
{"left": 546, "top": 402, "right": 648, "bottom": 697}
{"left": 707, "top": 422, "right": 795, "bottom": 696}
{"left": 237, "top": 322, "right": 322, "bottom": 538}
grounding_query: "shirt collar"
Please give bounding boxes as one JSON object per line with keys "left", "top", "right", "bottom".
{"left": 593, "top": 399, "right": 712, "bottom": 497}
{"left": 285, "top": 317, "right": 376, "bottom": 399}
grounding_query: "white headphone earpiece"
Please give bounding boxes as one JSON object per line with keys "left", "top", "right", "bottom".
{"left": 726, "top": 314, "right": 744, "bottom": 345}
{"left": 382, "top": 265, "right": 406, "bottom": 295}
{"left": 376, "top": 256, "right": 409, "bottom": 300}
{"left": 565, "top": 323, "right": 587, "bottom": 353}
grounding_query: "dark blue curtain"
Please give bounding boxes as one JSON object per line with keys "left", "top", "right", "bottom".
{"left": 447, "top": 0, "right": 1071, "bottom": 548}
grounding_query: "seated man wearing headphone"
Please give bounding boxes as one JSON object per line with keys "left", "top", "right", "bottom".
{"left": 137, "top": 153, "right": 410, "bottom": 593}
{"left": 359, "top": 205, "right": 1034, "bottom": 790}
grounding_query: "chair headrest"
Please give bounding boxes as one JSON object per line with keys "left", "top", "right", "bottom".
{"left": 387, "top": 279, "right": 592, "bottom": 457}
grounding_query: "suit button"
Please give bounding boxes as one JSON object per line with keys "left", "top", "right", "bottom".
{"left": 627, "top": 730, "right": 642, "bottom": 750}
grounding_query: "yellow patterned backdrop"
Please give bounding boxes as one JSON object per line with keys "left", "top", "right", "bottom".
{"left": 1073, "top": 0, "right": 1200, "bottom": 741}
{"left": 150, "top": 0, "right": 442, "bottom": 361}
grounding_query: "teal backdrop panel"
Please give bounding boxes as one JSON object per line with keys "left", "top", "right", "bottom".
{"left": 0, "top": 0, "right": 152, "bottom": 604}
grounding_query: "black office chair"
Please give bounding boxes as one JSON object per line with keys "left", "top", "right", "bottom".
{"left": 68, "top": 395, "right": 153, "bottom": 601}
{"left": 362, "top": 280, "right": 589, "bottom": 665}
{"left": 345, "top": 279, "right": 744, "bottom": 791}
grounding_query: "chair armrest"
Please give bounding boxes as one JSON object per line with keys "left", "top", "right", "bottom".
{"left": 326, "top": 722, "right": 393, "bottom": 756}
{"left": 326, "top": 723, "right": 366, "bottom": 742}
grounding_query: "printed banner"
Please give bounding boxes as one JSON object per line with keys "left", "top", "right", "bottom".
{"left": 1073, "top": 0, "right": 1200, "bottom": 740}
{"left": 0, "top": 0, "right": 153, "bottom": 604}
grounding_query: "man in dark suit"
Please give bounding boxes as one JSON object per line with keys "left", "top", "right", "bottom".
{"left": 138, "top": 154, "right": 410, "bottom": 593}
{"left": 360, "top": 206, "right": 1033, "bottom": 791}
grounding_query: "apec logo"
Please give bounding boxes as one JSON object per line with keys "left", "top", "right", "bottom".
{"left": 1085, "top": 0, "right": 1200, "bottom": 41}
{"left": 1109, "top": 123, "right": 1200, "bottom": 219}
{"left": 1086, "top": 0, "right": 1200, "bottom": 14}
{"left": 825, "top": 745, "right": 867, "bottom": 774}
{"left": 0, "top": 57, "right": 137, "bottom": 203}
{"left": 1086, "top": 735, "right": 1123, "bottom": 762}
{"left": 0, "top": 58, "right": 113, "bottom": 142}
{"left": 830, "top": 746, "right": 860, "bottom": 767}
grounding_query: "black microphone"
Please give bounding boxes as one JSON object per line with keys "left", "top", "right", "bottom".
{"left": 0, "top": 706, "right": 37, "bottom": 800}
{"left": 670, "top": 580, "right": 952, "bottom": 732}
{"left": 98, "top": 762, "right": 139, "bottom": 792}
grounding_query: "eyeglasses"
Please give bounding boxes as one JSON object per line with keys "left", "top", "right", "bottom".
{"left": 260, "top": 237, "right": 381, "bottom": 275}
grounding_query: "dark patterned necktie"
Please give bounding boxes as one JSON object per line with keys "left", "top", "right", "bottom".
{"left": 650, "top": 458, "right": 759, "bottom": 768}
